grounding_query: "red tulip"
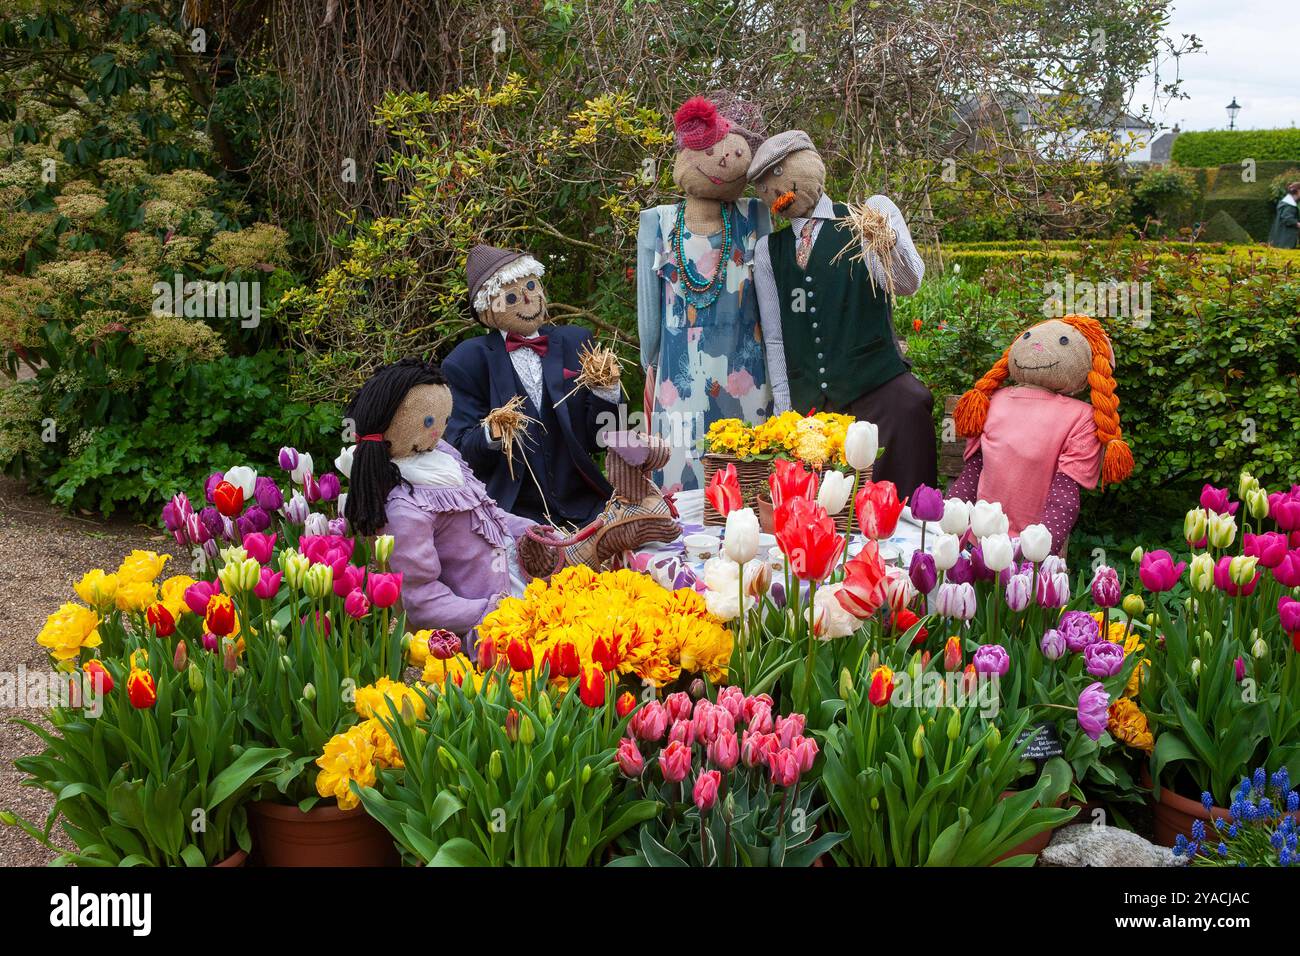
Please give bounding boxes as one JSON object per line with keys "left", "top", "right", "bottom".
{"left": 366, "top": 571, "right": 402, "bottom": 609}
{"left": 591, "top": 635, "right": 621, "bottom": 673}
{"left": 705, "top": 463, "right": 743, "bottom": 517}
{"left": 83, "top": 659, "right": 113, "bottom": 696}
{"left": 506, "top": 638, "right": 535, "bottom": 672}
{"left": 553, "top": 641, "right": 581, "bottom": 679}
{"left": 894, "top": 608, "right": 929, "bottom": 647}
{"left": 478, "top": 638, "right": 499, "bottom": 671}
{"left": 775, "top": 496, "right": 844, "bottom": 582}
{"left": 504, "top": 707, "right": 520, "bottom": 741}
{"left": 212, "top": 480, "right": 244, "bottom": 518}
{"left": 145, "top": 602, "right": 176, "bottom": 637}
{"left": 127, "top": 668, "right": 157, "bottom": 709}
{"left": 578, "top": 664, "right": 606, "bottom": 708}
{"left": 854, "top": 480, "right": 905, "bottom": 540}
{"left": 943, "top": 636, "right": 963, "bottom": 671}
{"left": 837, "top": 541, "right": 888, "bottom": 618}
{"left": 615, "top": 691, "right": 637, "bottom": 718}
{"left": 868, "top": 665, "right": 894, "bottom": 707}
{"left": 769, "top": 458, "right": 818, "bottom": 509}
{"left": 204, "top": 594, "right": 237, "bottom": 637}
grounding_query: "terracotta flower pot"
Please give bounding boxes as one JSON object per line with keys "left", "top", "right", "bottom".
{"left": 993, "top": 790, "right": 1068, "bottom": 863}
{"left": 1141, "top": 768, "right": 1233, "bottom": 847}
{"left": 757, "top": 494, "right": 775, "bottom": 535}
{"left": 248, "top": 800, "right": 400, "bottom": 867}
{"left": 215, "top": 848, "right": 248, "bottom": 867}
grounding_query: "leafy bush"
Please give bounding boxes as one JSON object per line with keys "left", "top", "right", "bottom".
{"left": 1170, "top": 129, "right": 1300, "bottom": 167}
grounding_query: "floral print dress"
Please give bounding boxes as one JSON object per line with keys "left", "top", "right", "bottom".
{"left": 636, "top": 197, "right": 773, "bottom": 491}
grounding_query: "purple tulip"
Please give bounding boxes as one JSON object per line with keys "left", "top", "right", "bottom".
{"left": 202, "top": 631, "right": 218, "bottom": 652}
{"left": 935, "top": 581, "right": 977, "bottom": 621}
{"left": 911, "top": 484, "right": 945, "bottom": 523}
{"left": 947, "top": 553, "right": 975, "bottom": 585}
{"left": 281, "top": 491, "right": 309, "bottom": 525}
{"left": 909, "top": 551, "right": 937, "bottom": 595}
{"left": 1040, "top": 628, "right": 1067, "bottom": 660}
{"left": 769, "top": 579, "right": 787, "bottom": 609}
{"left": 1060, "top": 609, "right": 1101, "bottom": 652}
{"left": 318, "top": 472, "right": 341, "bottom": 502}
{"left": 328, "top": 515, "right": 349, "bottom": 537}
{"left": 1138, "top": 550, "right": 1186, "bottom": 593}
{"left": 1083, "top": 641, "right": 1125, "bottom": 677}
{"left": 972, "top": 643, "right": 1010, "bottom": 676}
{"left": 1199, "top": 483, "right": 1239, "bottom": 516}
{"left": 969, "top": 544, "right": 996, "bottom": 582}
{"left": 199, "top": 505, "right": 225, "bottom": 541}
{"left": 1091, "top": 565, "right": 1121, "bottom": 608}
{"left": 304, "top": 473, "right": 321, "bottom": 504}
{"left": 201, "top": 538, "right": 219, "bottom": 561}
{"left": 185, "top": 512, "right": 210, "bottom": 545}
{"left": 1005, "top": 573, "right": 1031, "bottom": 612}
{"left": 1077, "top": 682, "right": 1110, "bottom": 741}
{"left": 204, "top": 471, "right": 225, "bottom": 504}
{"left": 254, "top": 476, "right": 284, "bottom": 512}
{"left": 161, "top": 500, "right": 184, "bottom": 533}
{"left": 278, "top": 446, "right": 299, "bottom": 471}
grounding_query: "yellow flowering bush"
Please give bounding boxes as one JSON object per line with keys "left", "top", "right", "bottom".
{"left": 479, "top": 566, "right": 733, "bottom": 686}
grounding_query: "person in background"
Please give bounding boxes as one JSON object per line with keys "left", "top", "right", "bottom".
{"left": 1268, "top": 181, "right": 1300, "bottom": 249}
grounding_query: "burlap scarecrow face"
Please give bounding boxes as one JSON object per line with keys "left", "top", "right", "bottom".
{"left": 1008, "top": 319, "right": 1100, "bottom": 395}
{"left": 384, "top": 383, "right": 454, "bottom": 458}
{"left": 752, "top": 146, "right": 826, "bottom": 219}
{"left": 480, "top": 272, "right": 547, "bottom": 336}
{"left": 672, "top": 130, "right": 754, "bottom": 202}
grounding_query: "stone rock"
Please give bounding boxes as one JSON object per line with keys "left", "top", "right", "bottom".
{"left": 1040, "top": 824, "right": 1184, "bottom": 867}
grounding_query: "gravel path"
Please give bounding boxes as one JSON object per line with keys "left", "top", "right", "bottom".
{"left": 0, "top": 474, "right": 180, "bottom": 866}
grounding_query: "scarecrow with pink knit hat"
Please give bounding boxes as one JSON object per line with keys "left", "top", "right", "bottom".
{"left": 636, "top": 92, "right": 773, "bottom": 492}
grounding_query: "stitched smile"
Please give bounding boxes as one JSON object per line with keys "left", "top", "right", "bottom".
{"left": 697, "top": 166, "right": 745, "bottom": 186}
{"left": 1014, "top": 359, "right": 1060, "bottom": 371}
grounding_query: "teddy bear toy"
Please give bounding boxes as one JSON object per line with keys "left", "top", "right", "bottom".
{"left": 948, "top": 314, "right": 1134, "bottom": 554}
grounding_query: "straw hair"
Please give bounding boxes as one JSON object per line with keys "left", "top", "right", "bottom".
{"left": 830, "top": 202, "right": 898, "bottom": 299}
{"left": 954, "top": 314, "right": 1133, "bottom": 486}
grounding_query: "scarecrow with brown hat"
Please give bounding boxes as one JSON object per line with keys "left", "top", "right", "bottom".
{"left": 747, "top": 129, "right": 937, "bottom": 500}
{"left": 442, "top": 244, "right": 621, "bottom": 527}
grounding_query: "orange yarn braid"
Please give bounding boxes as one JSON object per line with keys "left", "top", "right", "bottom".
{"left": 1060, "top": 315, "right": 1133, "bottom": 486}
{"left": 953, "top": 350, "right": 1010, "bottom": 438}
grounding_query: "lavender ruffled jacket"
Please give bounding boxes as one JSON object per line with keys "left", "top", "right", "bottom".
{"left": 381, "top": 440, "right": 533, "bottom": 636}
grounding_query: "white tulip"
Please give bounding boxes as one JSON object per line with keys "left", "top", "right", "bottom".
{"left": 812, "top": 584, "right": 859, "bottom": 639}
{"left": 980, "top": 533, "right": 1014, "bottom": 572}
{"left": 292, "top": 452, "right": 315, "bottom": 485}
{"left": 970, "top": 499, "right": 1008, "bottom": 538}
{"left": 932, "top": 533, "right": 960, "bottom": 572}
{"left": 337, "top": 492, "right": 347, "bottom": 517}
{"left": 817, "top": 470, "right": 852, "bottom": 515}
{"left": 939, "top": 498, "right": 971, "bottom": 536}
{"left": 303, "top": 512, "right": 329, "bottom": 536}
{"left": 335, "top": 445, "right": 355, "bottom": 480}
{"left": 723, "top": 507, "right": 760, "bottom": 564}
{"left": 224, "top": 465, "right": 257, "bottom": 499}
{"left": 843, "top": 421, "right": 879, "bottom": 472}
{"left": 1019, "top": 523, "right": 1053, "bottom": 563}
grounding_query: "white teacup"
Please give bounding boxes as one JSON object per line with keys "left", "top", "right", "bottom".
{"left": 684, "top": 533, "right": 719, "bottom": 562}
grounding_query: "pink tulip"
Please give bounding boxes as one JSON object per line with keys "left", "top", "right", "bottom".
{"left": 183, "top": 580, "right": 221, "bottom": 616}
{"left": 253, "top": 568, "right": 283, "bottom": 600}
{"left": 1244, "top": 532, "right": 1289, "bottom": 569}
{"left": 664, "top": 691, "right": 692, "bottom": 723}
{"left": 658, "top": 740, "right": 692, "bottom": 783}
{"left": 741, "top": 693, "right": 773, "bottom": 722}
{"left": 693, "top": 770, "right": 721, "bottom": 812}
{"left": 791, "top": 735, "right": 819, "bottom": 773}
{"left": 774, "top": 713, "right": 806, "bottom": 749}
{"left": 629, "top": 701, "right": 668, "bottom": 743}
{"left": 1138, "top": 550, "right": 1186, "bottom": 592}
{"left": 344, "top": 589, "right": 370, "bottom": 619}
{"left": 708, "top": 730, "right": 740, "bottom": 771}
{"left": 1199, "top": 484, "right": 1238, "bottom": 516}
{"left": 1272, "top": 550, "right": 1300, "bottom": 588}
{"left": 747, "top": 702, "right": 774, "bottom": 735}
{"left": 366, "top": 572, "right": 403, "bottom": 609}
{"left": 716, "top": 686, "right": 745, "bottom": 719}
{"left": 691, "top": 701, "right": 731, "bottom": 745}
{"left": 616, "top": 738, "right": 644, "bottom": 778}
{"left": 1268, "top": 487, "right": 1300, "bottom": 531}
{"left": 333, "top": 563, "right": 365, "bottom": 599}
{"left": 1279, "top": 596, "right": 1300, "bottom": 634}
{"left": 767, "top": 748, "right": 802, "bottom": 788}
{"left": 1233, "top": 656, "right": 1246, "bottom": 683}
{"left": 741, "top": 730, "right": 777, "bottom": 768}
{"left": 299, "top": 534, "right": 355, "bottom": 571}
{"left": 668, "top": 718, "right": 695, "bottom": 747}
{"left": 242, "top": 531, "right": 277, "bottom": 565}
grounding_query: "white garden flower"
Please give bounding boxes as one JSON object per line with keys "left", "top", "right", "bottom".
{"left": 1019, "top": 524, "right": 1053, "bottom": 563}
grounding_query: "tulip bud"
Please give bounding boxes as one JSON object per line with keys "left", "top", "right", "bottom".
{"left": 1130, "top": 546, "right": 1144, "bottom": 564}
{"left": 505, "top": 708, "right": 520, "bottom": 742}
{"left": 1190, "top": 658, "right": 1202, "bottom": 680}
{"left": 839, "top": 668, "right": 854, "bottom": 699}
{"left": 581, "top": 763, "right": 592, "bottom": 784}
{"left": 173, "top": 640, "right": 188, "bottom": 671}
{"left": 986, "top": 726, "right": 1001, "bottom": 751}
{"left": 277, "top": 633, "right": 287, "bottom": 649}
{"left": 187, "top": 662, "right": 204, "bottom": 693}
{"left": 234, "top": 665, "right": 245, "bottom": 678}
{"left": 1122, "top": 594, "right": 1145, "bottom": 619}
{"left": 870, "top": 796, "right": 880, "bottom": 811}
{"left": 519, "top": 715, "right": 536, "bottom": 746}
{"left": 489, "top": 749, "right": 503, "bottom": 780}
{"left": 374, "top": 534, "right": 395, "bottom": 567}
{"left": 303, "top": 682, "right": 316, "bottom": 701}
{"left": 946, "top": 707, "right": 961, "bottom": 742}
{"left": 282, "top": 550, "right": 310, "bottom": 589}
{"left": 1238, "top": 471, "right": 1259, "bottom": 500}
{"left": 1146, "top": 613, "right": 1156, "bottom": 627}
{"left": 1251, "top": 637, "right": 1269, "bottom": 660}
{"left": 279, "top": 654, "right": 291, "bottom": 673}
{"left": 723, "top": 792, "right": 737, "bottom": 822}
{"left": 545, "top": 770, "right": 556, "bottom": 791}
{"left": 303, "top": 562, "right": 334, "bottom": 600}
{"left": 912, "top": 724, "right": 926, "bottom": 761}
{"left": 1183, "top": 508, "right": 1208, "bottom": 546}
{"left": 222, "top": 639, "right": 238, "bottom": 673}
{"left": 437, "top": 746, "right": 457, "bottom": 771}
{"left": 400, "top": 695, "right": 417, "bottom": 727}
{"left": 1246, "top": 488, "right": 1270, "bottom": 520}
{"left": 689, "top": 678, "right": 706, "bottom": 699}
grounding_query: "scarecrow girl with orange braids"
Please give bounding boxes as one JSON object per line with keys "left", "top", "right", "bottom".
{"left": 948, "top": 315, "right": 1134, "bottom": 555}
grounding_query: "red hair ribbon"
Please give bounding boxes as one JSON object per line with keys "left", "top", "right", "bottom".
{"left": 357, "top": 433, "right": 385, "bottom": 443}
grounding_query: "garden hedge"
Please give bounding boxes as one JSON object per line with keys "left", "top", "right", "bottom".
{"left": 1170, "top": 129, "right": 1300, "bottom": 167}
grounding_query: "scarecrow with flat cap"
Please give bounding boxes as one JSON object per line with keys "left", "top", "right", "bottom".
{"left": 748, "top": 129, "right": 938, "bottom": 500}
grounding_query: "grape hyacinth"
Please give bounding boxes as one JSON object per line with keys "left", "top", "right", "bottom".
{"left": 1173, "top": 766, "right": 1300, "bottom": 867}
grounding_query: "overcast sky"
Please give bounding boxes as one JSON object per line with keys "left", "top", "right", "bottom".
{"left": 1143, "top": 0, "right": 1297, "bottom": 132}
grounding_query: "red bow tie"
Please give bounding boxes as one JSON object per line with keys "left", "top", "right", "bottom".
{"left": 505, "top": 332, "right": 548, "bottom": 357}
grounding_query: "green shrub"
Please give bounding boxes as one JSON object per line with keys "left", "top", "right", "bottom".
{"left": 1171, "top": 129, "right": 1300, "bottom": 167}
{"left": 1200, "top": 209, "right": 1253, "bottom": 244}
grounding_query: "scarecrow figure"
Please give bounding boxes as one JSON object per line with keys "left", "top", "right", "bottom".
{"left": 949, "top": 314, "right": 1135, "bottom": 554}
{"left": 747, "top": 129, "right": 936, "bottom": 500}
{"left": 443, "top": 244, "right": 621, "bottom": 527}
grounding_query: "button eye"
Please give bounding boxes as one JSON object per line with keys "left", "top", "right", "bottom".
{"left": 525, "top": 280, "right": 536, "bottom": 291}
{"left": 1059, "top": 335, "right": 1069, "bottom": 346}
{"left": 772, "top": 163, "right": 784, "bottom": 177}
{"left": 423, "top": 416, "right": 435, "bottom": 429}
{"left": 1021, "top": 332, "right": 1031, "bottom": 340}
{"left": 505, "top": 292, "right": 517, "bottom": 305}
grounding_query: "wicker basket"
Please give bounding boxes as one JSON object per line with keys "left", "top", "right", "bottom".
{"left": 704, "top": 452, "right": 871, "bottom": 532}
{"left": 756, "top": 467, "right": 872, "bottom": 534}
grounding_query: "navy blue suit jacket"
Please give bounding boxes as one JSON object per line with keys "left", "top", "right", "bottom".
{"left": 442, "top": 324, "right": 616, "bottom": 524}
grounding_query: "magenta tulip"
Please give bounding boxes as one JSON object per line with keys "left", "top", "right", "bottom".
{"left": 366, "top": 571, "right": 403, "bottom": 609}
{"left": 1138, "top": 550, "right": 1186, "bottom": 592}
{"left": 1199, "top": 484, "right": 1238, "bottom": 516}
{"left": 242, "top": 531, "right": 277, "bottom": 565}
{"left": 343, "top": 589, "right": 371, "bottom": 619}
{"left": 253, "top": 568, "right": 283, "bottom": 600}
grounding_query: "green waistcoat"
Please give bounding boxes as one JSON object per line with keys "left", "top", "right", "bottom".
{"left": 771, "top": 202, "right": 908, "bottom": 411}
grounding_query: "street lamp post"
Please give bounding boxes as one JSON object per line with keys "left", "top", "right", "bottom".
{"left": 1226, "top": 97, "right": 1241, "bottom": 131}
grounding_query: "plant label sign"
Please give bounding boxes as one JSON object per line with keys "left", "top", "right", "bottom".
{"left": 1015, "top": 721, "right": 1064, "bottom": 761}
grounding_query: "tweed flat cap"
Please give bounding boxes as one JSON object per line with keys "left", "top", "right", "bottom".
{"left": 747, "top": 129, "right": 816, "bottom": 183}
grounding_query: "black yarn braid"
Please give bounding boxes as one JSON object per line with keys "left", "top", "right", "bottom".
{"left": 342, "top": 357, "right": 446, "bottom": 536}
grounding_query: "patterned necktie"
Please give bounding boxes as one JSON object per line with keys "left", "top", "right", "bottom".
{"left": 795, "top": 218, "right": 816, "bottom": 269}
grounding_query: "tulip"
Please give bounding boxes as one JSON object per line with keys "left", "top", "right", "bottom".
{"left": 212, "top": 480, "right": 244, "bottom": 517}
{"left": 127, "top": 668, "right": 158, "bottom": 709}
{"left": 83, "top": 659, "right": 114, "bottom": 696}
{"left": 1199, "top": 483, "right": 1238, "bottom": 516}
{"left": 1083, "top": 641, "right": 1124, "bottom": 677}
{"left": 882, "top": 564, "right": 916, "bottom": 616}
{"left": 1040, "top": 628, "right": 1067, "bottom": 660}
{"left": 1184, "top": 508, "right": 1209, "bottom": 547}
{"left": 161, "top": 496, "right": 187, "bottom": 533}
{"left": 931, "top": 533, "right": 960, "bottom": 572}
{"left": 1238, "top": 471, "right": 1259, "bottom": 500}
{"left": 616, "top": 738, "right": 644, "bottom": 778}
{"left": 1019, "top": 524, "right": 1053, "bottom": 563}
{"left": 1038, "top": 571, "right": 1069, "bottom": 608}
{"left": 505, "top": 638, "right": 535, "bottom": 673}
{"left": 1228, "top": 554, "right": 1259, "bottom": 587}
{"left": 1004, "top": 573, "right": 1031, "bottom": 612}
{"left": 1206, "top": 511, "right": 1237, "bottom": 549}
{"left": 278, "top": 447, "right": 299, "bottom": 471}
{"left": 665, "top": 692, "right": 693, "bottom": 723}
{"left": 204, "top": 471, "right": 225, "bottom": 503}
{"left": 776, "top": 496, "right": 845, "bottom": 582}
{"left": 242, "top": 531, "right": 277, "bottom": 565}
{"left": 942, "top": 636, "right": 963, "bottom": 671}
{"left": 1138, "top": 550, "right": 1185, "bottom": 592}
{"left": 1213, "top": 555, "right": 1260, "bottom": 597}
{"left": 1130, "top": 546, "right": 1144, "bottom": 564}
{"left": 291, "top": 452, "right": 314, "bottom": 486}
{"left": 939, "top": 498, "right": 971, "bottom": 536}
{"left": 1122, "top": 593, "right": 1146, "bottom": 619}
{"left": 374, "top": 534, "right": 394, "bottom": 566}
{"left": 767, "top": 748, "right": 801, "bottom": 788}
{"left": 1243, "top": 532, "right": 1288, "bottom": 569}
{"left": 693, "top": 769, "right": 722, "bottom": 811}
{"left": 708, "top": 730, "right": 740, "bottom": 771}
{"left": 972, "top": 643, "right": 1010, "bottom": 676}
{"left": 705, "top": 463, "right": 743, "bottom": 517}
{"left": 1246, "top": 488, "right": 1271, "bottom": 521}
{"left": 183, "top": 580, "right": 220, "bottom": 616}
{"left": 145, "top": 602, "right": 176, "bottom": 637}
{"left": 746, "top": 702, "right": 774, "bottom": 734}
{"left": 1279, "top": 596, "right": 1300, "bottom": 635}
{"left": 204, "top": 594, "right": 238, "bottom": 637}
{"left": 970, "top": 500, "right": 1009, "bottom": 538}
{"left": 630, "top": 701, "right": 668, "bottom": 742}
{"left": 1273, "top": 550, "right": 1300, "bottom": 588}
{"left": 935, "top": 581, "right": 976, "bottom": 621}
{"left": 669, "top": 718, "right": 695, "bottom": 747}
{"left": 366, "top": 571, "right": 403, "bottom": 609}
{"left": 1077, "top": 682, "right": 1110, "bottom": 741}
{"left": 578, "top": 664, "right": 606, "bottom": 707}
{"left": 1251, "top": 637, "right": 1269, "bottom": 660}
{"left": 1233, "top": 656, "right": 1246, "bottom": 683}
{"left": 615, "top": 691, "right": 636, "bottom": 718}
{"left": 658, "top": 739, "right": 692, "bottom": 783}
{"left": 837, "top": 542, "right": 888, "bottom": 618}
{"left": 909, "top": 484, "right": 944, "bottom": 524}
{"left": 843, "top": 421, "right": 879, "bottom": 472}
{"left": 335, "top": 445, "right": 355, "bottom": 480}
{"left": 303, "top": 562, "right": 334, "bottom": 600}
{"left": 252, "top": 568, "right": 283, "bottom": 600}
{"left": 1268, "top": 487, "right": 1300, "bottom": 531}
{"left": 1090, "top": 565, "right": 1121, "bottom": 608}
{"left": 792, "top": 735, "right": 819, "bottom": 773}
{"left": 172, "top": 639, "right": 188, "bottom": 672}
{"left": 868, "top": 665, "right": 894, "bottom": 707}
{"left": 911, "top": 724, "right": 926, "bottom": 761}
{"left": 518, "top": 714, "right": 537, "bottom": 745}
{"left": 281, "top": 492, "right": 309, "bottom": 525}
{"left": 855, "top": 480, "right": 904, "bottom": 540}
{"left": 723, "top": 506, "right": 760, "bottom": 563}
{"left": 343, "top": 589, "right": 370, "bottom": 619}
{"left": 947, "top": 553, "right": 975, "bottom": 585}
{"left": 1189, "top": 658, "right": 1202, "bottom": 680}
{"left": 816, "top": 469, "right": 852, "bottom": 516}
{"left": 980, "top": 533, "right": 1014, "bottom": 573}
{"left": 553, "top": 641, "right": 581, "bottom": 679}
{"left": 218, "top": 557, "right": 260, "bottom": 595}
{"left": 909, "top": 550, "right": 937, "bottom": 595}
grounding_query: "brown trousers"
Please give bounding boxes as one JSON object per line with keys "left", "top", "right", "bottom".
{"left": 834, "top": 371, "right": 938, "bottom": 501}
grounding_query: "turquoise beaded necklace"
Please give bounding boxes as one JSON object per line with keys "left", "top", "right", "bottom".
{"left": 673, "top": 201, "right": 733, "bottom": 310}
